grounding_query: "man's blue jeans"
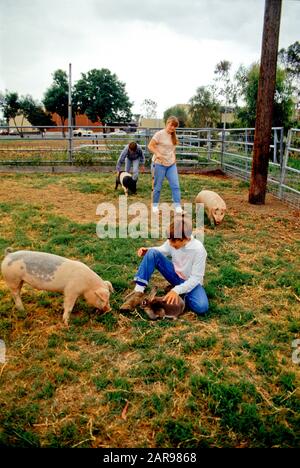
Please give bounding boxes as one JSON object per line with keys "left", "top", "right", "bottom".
{"left": 134, "top": 249, "right": 209, "bottom": 315}
{"left": 153, "top": 163, "right": 181, "bottom": 207}
{"left": 125, "top": 158, "right": 140, "bottom": 181}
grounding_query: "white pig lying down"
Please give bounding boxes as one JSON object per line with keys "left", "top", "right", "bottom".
{"left": 195, "top": 190, "right": 227, "bottom": 226}
{"left": 1, "top": 248, "right": 113, "bottom": 325}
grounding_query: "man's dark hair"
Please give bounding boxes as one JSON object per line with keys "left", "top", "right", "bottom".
{"left": 128, "top": 141, "right": 137, "bottom": 151}
{"left": 167, "top": 215, "right": 192, "bottom": 240}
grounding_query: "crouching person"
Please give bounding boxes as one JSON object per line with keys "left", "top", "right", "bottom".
{"left": 120, "top": 216, "right": 209, "bottom": 315}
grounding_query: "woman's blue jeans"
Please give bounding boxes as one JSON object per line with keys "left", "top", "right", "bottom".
{"left": 152, "top": 163, "right": 181, "bottom": 207}
{"left": 134, "top": 249, "right": 209, "bottom": 315}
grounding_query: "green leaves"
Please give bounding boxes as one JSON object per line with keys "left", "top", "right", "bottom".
{"left": 73, "top": 68, "right": 132, "bottom": 124}
{"left": 43, "top": 69, "right": 69, "bottom": 128}
{"left": 189, "top": 86, "right": 220, "bottom": 127}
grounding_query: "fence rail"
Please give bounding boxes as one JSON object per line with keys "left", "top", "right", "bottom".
{"left": 0, "top": 125, "right": 299, "bottom": 208}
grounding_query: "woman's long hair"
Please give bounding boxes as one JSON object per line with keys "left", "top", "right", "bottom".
{"left": 166, "top": 116, "right": 179, "bottom": 145}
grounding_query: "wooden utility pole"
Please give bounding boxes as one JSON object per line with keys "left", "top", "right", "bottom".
{"left": 249, "top": 0, "right": 282, "bottom": 204}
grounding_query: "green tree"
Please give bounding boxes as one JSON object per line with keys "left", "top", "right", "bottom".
{"left": 234, "top": 65, "right": 249, "bottom": 99}
{"left": 0, "top": 91, "right": 20, "bottom": 128}
{"left": 189, "top": 86, "right": 220, "bottom": 128}
{"left": 278, "top": 41, "right": 300, "bottom": 116}
{"left": 20, "top": 95, "right": 54, "bottom": 132}
{"left": 164, "top": 105, "right": 188, "bottom": 127}
{"left": 43, "top": 69, "right": 68, "bottom": 135}
{"left": 236, "top": 63, "right": 294, "bottom": 129}
{"left": 73, "top": 68, "right": 132, "bottom": 125}
{"left": 214, "top": 60, "right": 237, "bottom": 128}
{"left": 278, "top": 41, "right": 300, "bottom": 81}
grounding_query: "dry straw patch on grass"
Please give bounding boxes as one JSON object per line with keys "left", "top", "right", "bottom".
{"left": 0, "top": 179, "right": 101, "bottom": 223}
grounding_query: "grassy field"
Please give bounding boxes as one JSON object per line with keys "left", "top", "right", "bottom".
{"left": 0, "top": 172, "right": 299, "bottom": 448}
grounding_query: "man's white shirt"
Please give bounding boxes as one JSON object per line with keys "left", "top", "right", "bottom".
{"left": 153, "top": 236, "right": 207, "bottom": 295}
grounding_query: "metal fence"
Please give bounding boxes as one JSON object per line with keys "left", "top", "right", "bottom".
{"left": 0, "top": 125, "right": 299, "bottom": 208}
{"left": 208, "top": 127, "right": 300, "bottom": 209}
{"left": 277, "top": 129, "right": 300, "bottom": 208}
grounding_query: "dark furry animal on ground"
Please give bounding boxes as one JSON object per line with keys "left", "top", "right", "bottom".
{"left": 140, "top": 287, "right": 185, "bottom": 320}
{"left": 115, "top": 171, "right": 137, "bottom": 196}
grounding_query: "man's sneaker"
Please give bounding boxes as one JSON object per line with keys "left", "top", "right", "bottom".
{"left": 120, "top": 291, "right": 145, "bottom": 311}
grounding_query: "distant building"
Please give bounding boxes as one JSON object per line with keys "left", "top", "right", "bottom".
{"left": 9, "top": 115, "right": 38, "bottom": 132}
{"left": 220, "top": 107, "right": 235, "bottom": 125}
{"left": 138, "top": 117, "right": 165, "bottom": 129}
{"left": 50, "top": 113, "right": 102, "bottom": 130}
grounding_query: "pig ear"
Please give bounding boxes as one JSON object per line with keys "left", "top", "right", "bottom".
{"left": 104, "top": 280, "right": 114, "bottom": 292}
{"left": 95, "top": 289, "right": 108, "bottom": 302}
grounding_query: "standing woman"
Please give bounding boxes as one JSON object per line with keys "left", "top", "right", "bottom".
{"left": 148, "top": 116, "right": 183, "bottom": 214}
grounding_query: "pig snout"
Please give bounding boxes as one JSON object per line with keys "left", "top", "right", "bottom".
{"left": 84, "top": 287, "right": 111, "bottom": 312}
{"left": 102, "top": 303, "right": 111, "bottom": 312}
{"left": 212, "top": 209, "right": 225, "bottom": 225}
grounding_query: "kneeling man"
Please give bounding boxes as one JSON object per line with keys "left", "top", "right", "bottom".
{"left": 120, "top": 215, "right": 209, "bottom": 315}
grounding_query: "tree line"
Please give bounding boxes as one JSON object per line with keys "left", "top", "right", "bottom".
{"left": 0, "top": 68, "right": 132, "bottom": 133}
{"left": 0, "top": 41, "right": 299, "bottom": 131}
{"left": 165, "top": 41, "right": 299, "bottom": 130}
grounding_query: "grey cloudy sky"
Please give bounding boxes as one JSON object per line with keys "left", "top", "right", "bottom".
{"left": 0, "top": 0, "right": 299, "bottom": 117}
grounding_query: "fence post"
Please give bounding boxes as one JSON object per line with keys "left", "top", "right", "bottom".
{"left": 68, "top": 63, "right": 73, "bottom": 163}
{"left": 279, "top": 127, "right": 284, "bottom": 165}
{"left": 145, "top": 128, "right": 150, "bottom": 161}
{"left": 207, "top": 129, "right": 211, "bottom": 161}
{"left": 221, "top": 129, "right": 225, "bottom": 170}
{"left": 245, "top": 129, "right": 248, "bottom": 156}
{"left": 273, "top": 129, "right": 277, "bottom": 163}
{"left": 279, "top": 129, "right": 291, "bottom": 199}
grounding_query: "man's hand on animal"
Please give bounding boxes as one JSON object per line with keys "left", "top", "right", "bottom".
{"left": 164, "top": 290, "right": 180, "bottom": 305}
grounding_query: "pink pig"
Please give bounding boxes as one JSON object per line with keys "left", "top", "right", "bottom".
{"left": 195, "top": 190, "right": 227, "bottom": 226}
{"left": 1, "top": 248, "right": 113, "bottom": 325}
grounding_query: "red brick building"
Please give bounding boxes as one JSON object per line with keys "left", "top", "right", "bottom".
{"left": 50, "top": 113, "right": 102, "bottom": 130}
